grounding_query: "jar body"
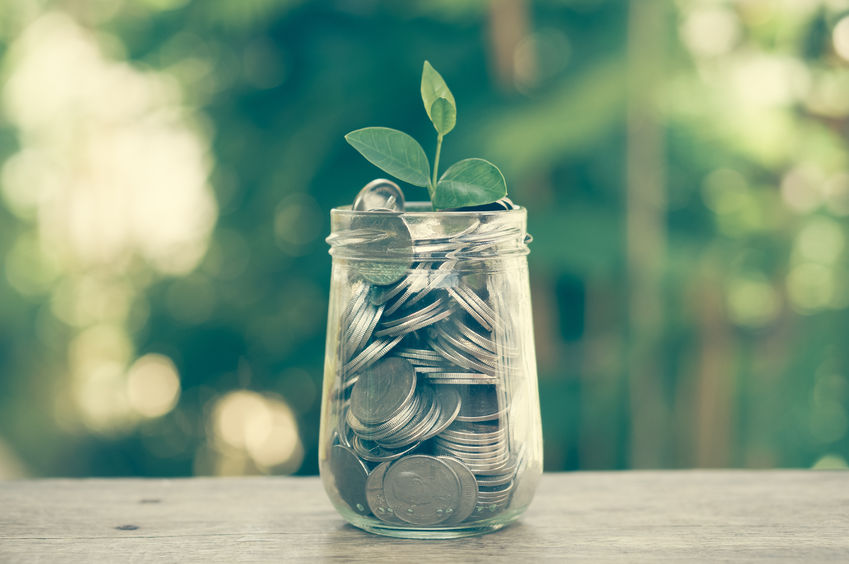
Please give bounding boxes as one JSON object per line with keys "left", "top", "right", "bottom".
{"left": 319, "top": 204, "right": 542, "bottom": 538}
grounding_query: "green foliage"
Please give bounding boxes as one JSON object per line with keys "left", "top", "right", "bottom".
{"left": 346, "top": 60, "right": 505, "bottom": 210}
{"left": 421, "top": 61, "right": 456, "bottom": 134}
{"left": 428, "top": 97, "right": 456, "bottom": 136}
{"left": 344, "top": 127, "right": 431, "bottom": 187}
{"left": 433, "top": 158, "right": 506, "bottom": 209}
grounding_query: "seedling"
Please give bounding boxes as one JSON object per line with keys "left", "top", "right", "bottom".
{"left": 345, "top": 61, "right": 507, "bottom": 210}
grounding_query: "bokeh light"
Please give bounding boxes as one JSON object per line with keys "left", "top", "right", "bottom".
{"left": 126, "top": 354, "right": 181, "bottom": 418}
{"left": 832, "top": 15, "right": 849, "bottom": 62}
{"left": 211, "top": 391, "right": 303, "bottom": 474}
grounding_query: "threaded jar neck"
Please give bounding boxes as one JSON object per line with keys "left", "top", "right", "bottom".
{"left": 327, "top": 203, "right": 530, "bottom": 264}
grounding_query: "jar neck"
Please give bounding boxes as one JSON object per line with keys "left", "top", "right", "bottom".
{"left": 327, "top": 204, "right": 530, "bottom": 263}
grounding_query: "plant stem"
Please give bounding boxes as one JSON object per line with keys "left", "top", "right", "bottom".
{"left": 431, "top": 133, "right": 443, "bottom": 198}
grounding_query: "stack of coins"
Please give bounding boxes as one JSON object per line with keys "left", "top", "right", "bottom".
{"left": 327, "top": 181, "right": 524, "bottom": 527}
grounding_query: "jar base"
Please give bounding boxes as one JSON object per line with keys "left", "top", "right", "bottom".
{"left": 344, "top": 513, "right": 521, "bottom": 539}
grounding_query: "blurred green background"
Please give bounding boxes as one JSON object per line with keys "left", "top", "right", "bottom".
{"left": 1, "top": 0, "right": 849, "bottom": 478}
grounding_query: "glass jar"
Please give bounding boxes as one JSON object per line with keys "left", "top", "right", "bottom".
{"left": 319, "top": 202, "right": 542, "bottom": 539}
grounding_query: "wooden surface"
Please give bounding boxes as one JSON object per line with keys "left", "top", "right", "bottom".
{"left": 2, "top": 471, "right": 848, "bottom": 562}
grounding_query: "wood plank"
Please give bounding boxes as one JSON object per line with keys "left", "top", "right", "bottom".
{"left": 1, "top": 471, "right": 848, "bottom": 562}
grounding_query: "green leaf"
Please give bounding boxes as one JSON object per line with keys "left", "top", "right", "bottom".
{"left": 429, "top": 97, "right": 456, "bottom": 136}
{"left": 345, "top": 127, "right": 430, "bottom": 187}
{"left": 421, "top": 61, "right": 456, "bottom": 132}
{"left": 433, "top": 158, "right": 507, "bottom": 210}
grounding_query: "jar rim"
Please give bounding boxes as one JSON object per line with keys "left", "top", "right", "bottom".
{"left": 330, "top": 202, "right": 526, "bottom": 219}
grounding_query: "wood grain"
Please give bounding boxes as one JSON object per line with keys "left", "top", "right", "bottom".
{"left": 1, "top": 471, "right": 848, "bottom": 562}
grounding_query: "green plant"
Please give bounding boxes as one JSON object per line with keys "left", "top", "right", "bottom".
{"left": 345, "top": 61, "right": 507, "bottom": 210}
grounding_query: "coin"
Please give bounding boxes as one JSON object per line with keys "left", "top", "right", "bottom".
{"left": 365, "top": 461, "right": 405, "bottom": 524}
{"left": 353, "top": 434, "right": 419, "bottom": 463}
{"left": 349, "top": 212, "right": 413, "bottom": 285}
{"left": 376, "top": 386, "right": 439, "bottom": 449}
{"left": 430, "top": 324, "right": 498, "bottom": 365}
{"left": 447, "top": 287, "right": 492, "bottom": 331}
{"left": 437, "top": 456, "right": 478, "bottom": 524}
{"left": 383, "top": 455, "right": 461, "bottom": 526}
{"left": 353, "top": 179, "right": 405, "bottom": 212}
{"left": 375, "top": 297, "right": 455, "bottom": 338}
{"left": 350, "top": 357, "right": 417, "bottom": 425}
{"left": 347, "top": 385, "right": 421, "bottom": 441}
{"left": 329, "top": 444, "right": 371, "bottom": 516}
{"left": 344, "top": 335, "right": 403, "bottom": 376}
{"left": 455, "top": 385, "right": 503, "bottom": 422}
{"left": 418, "top": 386, "right": 461, "bottom": 441}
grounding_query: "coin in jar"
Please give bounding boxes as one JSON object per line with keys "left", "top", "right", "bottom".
{"left": 383, "top": 455, "right": 461, "bottom": 526}
{"left": 365, "top": 461, "right": 405, "bottom": 524}
{"left": 349, "top": 212, "right": 413, "bottom": 285}
{"left": 353, "top": 179, "right": 405, "bottom": 212}
{"left": 350, "top": 357, "right": 417, "bottom": 425}
{"left": 437, "top": 456, "right": 478, "bottom": 524}
{"left": 329, "top": 444, "right": 371, "bottom": 516}
{"left": 418, "top": 385, "right": 461, "bottom": 441}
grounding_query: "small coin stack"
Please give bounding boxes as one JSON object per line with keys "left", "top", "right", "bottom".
{"left": 327, "top": 181, "right": 524, "bottom": 527}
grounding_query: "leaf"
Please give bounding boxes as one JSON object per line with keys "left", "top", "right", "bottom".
{"left": 345, "top": 127, "right": 430, "bottom": 187}
{"left": 429, "top": 97, "right": 456, "bottom": 136}
{"left": 433, "top": 158, "right": 507, "bottom": 210}
{"left": 421, "top": 61, "right": 456, "bottom": 132}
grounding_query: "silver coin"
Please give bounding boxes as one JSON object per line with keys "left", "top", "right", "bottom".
{"left": 396, "top": 348, "right": 446, "bottom": 362}
{"left": 419, "top": 386, "right": 461, "bottom": 441}
{"left": 434, "top": 434, "right": 507, "bottom": 453}
{"left": 329, "top": 444, "right": 371, "bottom": 516}
{"left": 341, "top": 281, "right": 369, "bottom": 328}
{"left": 350, "top": 357, "right": 417, "bottom": 425}
{"left": 478, "top": 479, "right": 515, "bottom": 495}
{"left": 349, "top": 212, "right": 413, "bottom": 285}
{"left": 404, "top": 263, "right": 455, "bottom": 308}
{"left": 464, "top": 455, "right": 513, "bottom": 475}
{"left": 437, "top": 446, "right": 509, "bottom": 463}
{"left": 437, "top": 456, "right": 478, "bottom": 524}
{"left": 475, "top": 472, "right": 515, "bottom": 488}
{"left": 375, "top": 297, "right": 455, "bottom": 338}
{"left": 380, "top": 264, "right": 431, "bottom": 315}
{"left": 353, "top": 178, "right": 405, "bottom": 212}
{"left": 447, "top": 287, "right": 492, "bottom": 331}
{"left": 383, "top": 455, "right": 461, "bottom": 526}
{"left": 455, "top": 385, "right": 503, "bottom": 422}
{"left": 412, "top": 365, "right": 458, "bottom": 374}
{"left": 451, "top": 317, "right": 497, "bottom": 352}
{"left": 454, "top": 286, "right": 499, "bottom": 331}
{"left": 370, "top": 272, "right": 412, "bottom": 306}
{"left": 365, "top": 461, "right": 405, "bottom": 524}
{"left": 376, "top": 386, "right": 439, "bottom": 449}
{"left": 343, "top": 335, "right": 403, "bottom": 376}
{"left": 431, "top": 324, "right": 498, "bottom": 365}
{"left": 353, "top": 434, "right": 419, "bottom": 463}
{"left": 475, "top": 489, "right": 512, "bottom": 502}
{"left": 437, "top": 432, "right": 506, "bottom": 448}
{"left": 348, "top": 395, "right": 421, "bottom": 442}
{"left": 344, "top": 302, "right": 384, "bottom": 360}
{"left": 440, "top": 423, "right": 506, "bottom": 444}
{"left": 425, "top": 376, "right": 498, "bottom": 386}
{"left": 430, "top": 336, "right": 495, "bottom": 375}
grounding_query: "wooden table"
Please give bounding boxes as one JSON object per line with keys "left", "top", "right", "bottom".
{"left": 2, "top": 471, "right": 848, "bottom": 562}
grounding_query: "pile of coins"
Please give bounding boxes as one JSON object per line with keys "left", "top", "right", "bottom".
{"left": 326, "top": 180, "right": 525, "bottom": 528}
